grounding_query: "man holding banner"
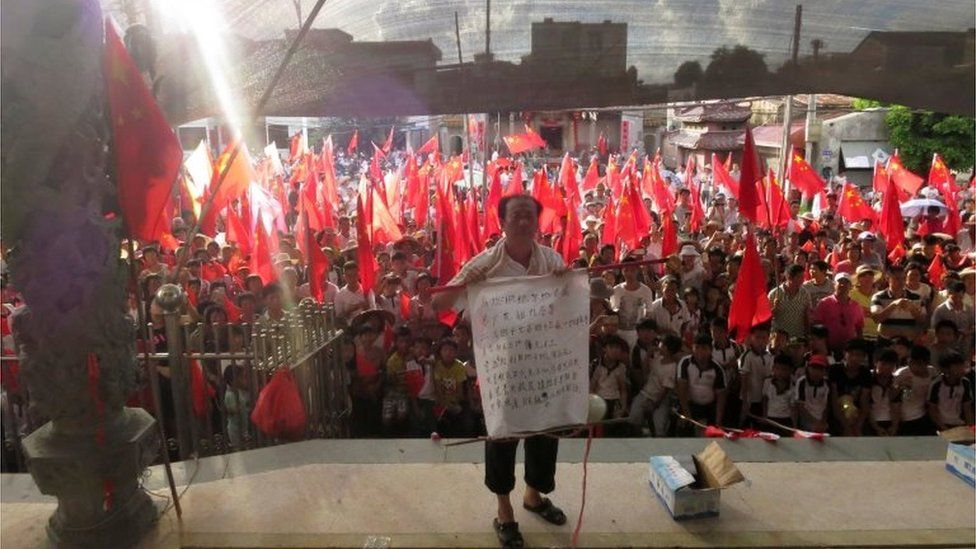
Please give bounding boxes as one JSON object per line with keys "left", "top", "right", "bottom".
{"left": 433, "top": 194, "right": 572, "bottom": 548}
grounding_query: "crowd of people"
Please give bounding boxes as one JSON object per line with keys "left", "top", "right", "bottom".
{"left": 2, "top": 140, "right": 975, "bottom": 450}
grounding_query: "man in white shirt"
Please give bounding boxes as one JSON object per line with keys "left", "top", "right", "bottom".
{"left": 647, "top": 276, "right": 692, "bottom": 338}
{"left": 334, "top": 261, "right": 372, "bottom": 323}
{"left": 610, "top": 256, "right": 655, "bottom": 348}
{"left": 432, "top": 194, "right": 569, "bottom": 548}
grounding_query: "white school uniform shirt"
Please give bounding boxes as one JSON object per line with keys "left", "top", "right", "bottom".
{"left": 927, "top": 375, "right": 974, "bottom": 427}
{"left": 677, "top": 355, "right": 726, "bottom": 406}
{"left": 739, "top": 348, "right": 774, "bottom": 404}
{"left": 867, "top": 376, "right": 900, "bottom": 423}
{"left": 647, "top": 298, "right": 692, "bottom": 337}
{"left": 762, "top": 377, "right": 794, "bottom": 418}
{"left": 794, "top": 375, "right": 830, "bottom": 421}
{"left": 610, "top": 283, "right": 654, "bottom": 331}
{"left": 893, "top": 365, "right": 936, "bottom": 422}
{"left": 639, "top": 356, "right": 677, "bottom": 402}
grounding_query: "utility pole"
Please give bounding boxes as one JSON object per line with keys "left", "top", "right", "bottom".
{"left": 778, "top": 4, "right": 802, "bottom": 193}
{"left": 485, "top": 0, "right": 491, "bottom": 59}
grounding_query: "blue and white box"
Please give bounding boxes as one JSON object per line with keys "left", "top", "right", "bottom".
{"left": 648, "top": 441, "right": 744, "bottom": 520}
{"left": 945, "top": 443, "right": 975, "bottom": 488}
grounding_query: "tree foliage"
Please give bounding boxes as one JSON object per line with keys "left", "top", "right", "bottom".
{"left": 703, "top": 45, "right": 768, "bottom": 89}
{"left": 885, "top": 105, "right": 975, "bottom": 173}
{"left": 673, "top": 61, "right": 703, "bottom": 87}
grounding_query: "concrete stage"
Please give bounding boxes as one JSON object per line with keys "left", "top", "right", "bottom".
{"left": 2, "top": 438, "right": 973, "bottom": 548}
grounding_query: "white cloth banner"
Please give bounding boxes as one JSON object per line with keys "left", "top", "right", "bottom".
{"left": 469, "top": 272, "right": 590, "bottom": 438}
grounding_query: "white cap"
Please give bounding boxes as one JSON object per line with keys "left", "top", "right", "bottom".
{"left": 679, "top": 245, "right": 701, "bottom": 257}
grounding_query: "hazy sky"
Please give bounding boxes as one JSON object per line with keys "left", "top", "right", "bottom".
{"left": 133, "top": 0, "right": 974, "bottom": 83}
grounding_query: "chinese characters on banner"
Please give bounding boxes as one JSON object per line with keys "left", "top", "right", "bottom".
{"left": 468, "top": 272, "right": 590, "bottom": 438}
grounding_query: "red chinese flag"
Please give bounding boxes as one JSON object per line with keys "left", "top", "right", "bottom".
{"left": 737, "top": 126, "right": 762, "bottom": 224}
{"left": 355, "top": 194, "right": 376, "bottom": 296}
{"left": 104, "top": 20, "right": 182, "bottom": 242}
{"left": 727, "top": 232, "right": 772, "bottom": 342}
{"left": 370, "top": 187, "right": 403, "bottom": 245}
{"left": 928, "top": 255, "right": 946, "bottom": 289}
{"left": 201, "top": 139, "right": 255, "bottom": 236}
{"left": 289, "top": 133, "right": 306, "bottom": 164}
{"left": 837, "top": 183, "right": 876, "bottom": 224}
{"left": 346, "top": 129, "right": 359, "bottom": 155}
{"left": 381, "top": 126, "right": 395, "bottom": 154}
{"left": 928, "top": 153, "right": 952, "bottom": 190}
{"left": 878, "top": 177, "right": 906, "bottom": 253}
{"left": 930, "top": 154, "right": 961, "bottom": 236}
{"left": 223, "top": 295, "right": 242, "bottom": 323}
{"left": 887, "top": 243, "right": 906, "bottom": 265}
{"left": 560, "top": 204, "right": 582, "bottom": 264}
{"left": 686, "top": 155, "right": 705, "bottom": 232}
{"left": 874, "top": 159, "right": 909, "bottom": 202}
{"left": 600, "top": 197, "right": 617, "bottom": 247}
{"left": 661, "top": 215, "right": 678, "bottom": 259}
{"left": 582, "top": 158, "right": 600, "bottom": 192}
{"left": 399, "top": 291, "right": 411, "bottom": 320}
{"left": 483, "top": 167, "right": 503, "bottom": 239}
{"left": 225, "top": 204, "right": 251, "bottom": 255}
{"left": 597, "top": 132, "right": 608, "bottom": 156}
{"left": 466, "top": 189, "right": 483, "bottom": 254}
{"left": 559, "top": 153, "right": 581, "bottom": 209}
{"left": 712, "top": 152, "right": 739, "bottom": 199}
{"left": 250, "top": 218, "right": 275, "bottom": 285}
{"left": 417, "top": 135, "right": 439, "bottom": 155}
{"left": 505, "top": 162, "right": 525, "bottom": 197}
{"left": 434, "top": 174, "right": 459, "bottom": 282}
{"left": 307, "top": 236, "right": 330, "bottom": 303}
{"left": 319, "top": 137, "right": 339, "bottom": 227}
{"left": 645, "top": 157, "right": 675, "bottom": 215}
{"left": 789, "top": 149, "right": 826, "bottom": 199}
{"left": 887, "top": 152, "right": 924, "bottom": 197}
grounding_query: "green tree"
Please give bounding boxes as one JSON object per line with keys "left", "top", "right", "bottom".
{"left": 885, "top": 105, "right": 975, "bottom": 173}
{"left": 703, "top": 45, "right": 767, "bottom": 89}
{"left": 673, "top": 61, "right": 703, "bottom": 87}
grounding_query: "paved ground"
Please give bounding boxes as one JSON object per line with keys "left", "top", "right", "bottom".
{"left": 2, "top": 438, "right": 973, "bottom": 548}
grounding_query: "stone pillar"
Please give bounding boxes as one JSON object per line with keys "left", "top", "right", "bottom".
{"left": 1, "top": 2, "right": 159, "bottom": 546}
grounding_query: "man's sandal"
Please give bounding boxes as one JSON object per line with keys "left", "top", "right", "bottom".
{"left": 493, "top": 518, "right": 525, "bottom": 548}
{"left": 523, "top": 497, "right": 567, "bottom": 525}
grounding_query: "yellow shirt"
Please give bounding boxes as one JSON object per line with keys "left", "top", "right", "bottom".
{"left": 851, "top": 288, "right": 878, "bottom": 337}
{"left": 433, "top": 359, "right": 467, "bottom": 408}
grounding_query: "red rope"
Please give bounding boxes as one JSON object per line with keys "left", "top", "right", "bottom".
{"left": 570, "top": 425, "right": 594, "bottom": 548}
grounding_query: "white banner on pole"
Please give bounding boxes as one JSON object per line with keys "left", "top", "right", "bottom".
{"left": 468, "top": 271, "right": 590, "bottom": 438}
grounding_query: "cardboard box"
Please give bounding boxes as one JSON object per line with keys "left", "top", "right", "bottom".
{"left": 945, "top": 442, "right": 975, "bottom": 488}
{"left": 648, "top": 441, "right": 745, "bottom": 520}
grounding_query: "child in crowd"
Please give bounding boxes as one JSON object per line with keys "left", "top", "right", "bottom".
{"left": 590, "top": 335, "right": 630, "bottom": 435}
{"left": 762, "top": 354, "right": 795, "bottom": 432}
{"left": 739, "top": 324, "right": 773, "bottom": 427}
{"left": 795, "top": 355, "right": 830, "bottom": 433}
{"left": 829, "top": 339, "right": 871, "bottom": 436}
{"left": 927, "top": 352, "right": 975, "bottom": 431}
{"left": 432, "top": 338, "right": 469, "bottom": 437}
{"left": 223, "top": 365, "right": 250, "bottom": 448}
{"left": 629, "top": 334, "right": 683, "bottom": 437}
{"left": 406, "top": 336, "right": 435, "bottom": 435}
{"left": 676, "top": 335, "right": 727, "bottom": 435}
{"left": 862, "top": 349, "right": 901, "bottom": 436}
{"left": 381, "top": 327, "right": 413, "bottom": 435}
{"left": 894, "top": 346, "right": 937, "bottom": 435}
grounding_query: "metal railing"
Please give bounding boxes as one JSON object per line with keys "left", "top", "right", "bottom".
{"left": 1, "top": 294, "right": 350, "bottom": 471}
